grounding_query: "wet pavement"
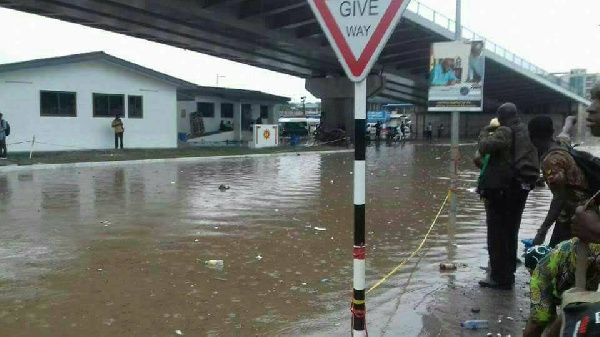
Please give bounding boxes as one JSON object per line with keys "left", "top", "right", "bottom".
{"left": 0, "top": 142, "right": 567, "bottom": 336}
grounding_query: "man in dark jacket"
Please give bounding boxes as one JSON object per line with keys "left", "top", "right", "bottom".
{"left": 477, "top": 102, "right": 540, "bottom": 289}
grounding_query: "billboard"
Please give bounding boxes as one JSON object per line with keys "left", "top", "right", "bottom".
{"left": 367, "top": 111, "right": 391, "bottom": 123}
{"left": 428, "top": 41, "right": 485, "bottom": 112}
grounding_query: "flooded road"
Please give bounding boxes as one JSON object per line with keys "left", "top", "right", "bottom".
{"left": 0, "top": 143, "right": 560, "bottom": 336}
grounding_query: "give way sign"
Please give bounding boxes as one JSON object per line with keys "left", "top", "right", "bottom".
{"left": 307, "top": 0, "right": 410, "bottom": 82}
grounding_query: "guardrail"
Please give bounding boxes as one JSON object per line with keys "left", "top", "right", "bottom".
{"left": 406, "top": 0, "right": 577, "bottom": 94}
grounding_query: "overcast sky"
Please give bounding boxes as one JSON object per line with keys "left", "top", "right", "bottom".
{"left": 0, "top": 0, "right": 598, "bottom": 103}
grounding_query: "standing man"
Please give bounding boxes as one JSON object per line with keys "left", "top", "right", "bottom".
{"left": 426, "top": 123, "right": 433, "bottom": 140}
{"left": 0, "top": 112, "right": 8, "bottom": 159}
{"left": 438, "top": 123, "right": 445, "bottom": 139}
{"left": 477, "top": 103, "right": 540, "bottom": 289}
{"left": 375, "top": 121, "right": 382, "bottom": 141}
{"left": 529, "top": 116, "right": 589, "bottom": 247}
{"left": 112, "top": 114, "right": 124, "bottom": 149}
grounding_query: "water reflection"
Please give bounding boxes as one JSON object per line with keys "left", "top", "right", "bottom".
{"left": 0, "top": 144, "right": 565, "bottom": 336}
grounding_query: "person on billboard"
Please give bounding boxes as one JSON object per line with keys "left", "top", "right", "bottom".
{"left": 430, "top": 58, "right": 459, "bottom": 86}
{"left": 468, "top": 41, "right": 484, "bottom": 84}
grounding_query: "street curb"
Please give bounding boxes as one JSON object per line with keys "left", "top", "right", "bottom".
{"left": 0, "top": 149, "right": 353, "bottom": 173}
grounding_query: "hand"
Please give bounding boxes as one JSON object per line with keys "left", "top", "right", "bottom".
{"left": 533, "top": 228, "right": 548, "bottom": 246}
{"left": 564, "top": 116, "right": 577, "bottom": 128}
{"left": 561, "top": 116, "right": 577, "bottom": 135}
{"left": 572, "top": 206, "right": 600, "bottom": 243}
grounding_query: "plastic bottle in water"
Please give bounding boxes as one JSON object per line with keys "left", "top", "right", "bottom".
{"left": 460, "top": 320, "right": 488, "bottom": 330}
{"left": 205, "top": 260, "right": 224, "bottom": 269}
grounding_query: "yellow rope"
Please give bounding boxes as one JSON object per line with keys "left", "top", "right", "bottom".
{"left": 366, "top": 190, "right": 451, "bottom": 294}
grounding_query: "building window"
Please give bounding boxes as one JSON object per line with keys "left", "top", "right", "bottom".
{"left": 221, "top": 103, "right": 234, "bottom": 118}
{"left": 197, "top": 102, "right": 214, "bottom": 118}
{"left": 93, "top": 93, "right": 124, "bottom": 117}
{"left": 260, "top": 105, "right": 269, "bottom": 119}
{"left": 40, "top": 91, "right": 76, "bottom": 117}
{"left": 128, "top": 96, "right": 143, "bottom": 118}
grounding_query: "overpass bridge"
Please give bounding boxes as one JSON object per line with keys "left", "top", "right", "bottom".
{"left": 0, "top": 0, "right": 591, "bottom": 138}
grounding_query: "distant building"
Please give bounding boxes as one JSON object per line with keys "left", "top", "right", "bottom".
{"left": 0, "top": 52, "right": 288, "bottom": 152}
{"left": 279, "top": 102, "right": 321, "bottom": 116}
{"left": 561, "top": 69, "right": 600, "bottom": 100}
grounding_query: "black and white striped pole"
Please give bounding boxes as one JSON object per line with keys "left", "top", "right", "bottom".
{"left": 305, "top": 1, "right": 412, "bottom": 334}
{"left": 352, "top": 79, "right": 367, "bottom": 336}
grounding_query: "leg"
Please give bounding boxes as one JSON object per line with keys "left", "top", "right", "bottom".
{"left": 508, "top": 189, "right": 529, "bottom": 274}
{"left": 0, "top": 139, "right": 6, "bottom": 157}
{"left": 119, "top": 133, "right": 124, "bottom": 149}
{"left": 486, "top": 192, "right": 513, "bottom": 286}
{"left": 115, "top": 133, "right": 119, "bottom": 149}
{"left": 549, "top": 220, "right": 571, "bottom": 247}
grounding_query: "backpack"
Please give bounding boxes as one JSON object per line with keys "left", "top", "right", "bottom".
{"left": 1, "top": 120, "right": 8, "bottom": 137}
{"left": 567, "top": 147, "right": 600, "bottom": 196}
{"left": 546, "top": 146, "right": 600, "bottom": 198}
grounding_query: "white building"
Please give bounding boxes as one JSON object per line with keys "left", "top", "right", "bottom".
{"left": 0, "top": 52, "right": 289, "bottom": 152}
{"left": 177, "top": 87, "right": 288, "bottom": 143}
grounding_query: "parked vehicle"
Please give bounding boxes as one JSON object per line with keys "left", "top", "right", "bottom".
{"left": 279, "top": 117, "right": 309, "bottom": 136}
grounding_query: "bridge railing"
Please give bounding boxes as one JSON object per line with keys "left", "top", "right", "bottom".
{"left": 406, "top": 0, "right": 577, "bottom": 94}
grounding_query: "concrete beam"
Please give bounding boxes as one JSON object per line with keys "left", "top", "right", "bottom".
{"left": 305, "top": 75, "right": 386, "bottom": 100}
{"left": 203, "top": 0, "right": 244, "bottom": 9}
{"left": 266, "top": 7, "right": 316, "bottom": 30}
{"left": 239, "top": 0, "right": 306, "bottom": 19}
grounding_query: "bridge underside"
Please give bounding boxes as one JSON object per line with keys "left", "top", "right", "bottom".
{"left": 0, "top": 0, "right": 590, "bottom": 139}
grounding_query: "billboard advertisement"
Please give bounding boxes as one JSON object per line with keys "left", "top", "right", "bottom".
{"left": 367, "top": 111, "right": 391, "bottom": 123}
{"left": 428, "top": 41, "right": 485, "bottom": 112}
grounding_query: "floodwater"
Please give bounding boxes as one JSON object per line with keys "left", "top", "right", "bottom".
{"left": 0, "top": 142, "right": 563, "bottom": 336}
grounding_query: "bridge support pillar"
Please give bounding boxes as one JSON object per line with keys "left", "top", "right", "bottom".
{"left": 306, "top": 75, "right": 385, "bottom": 141}
{"left": 234, "top": 102, "right": 242, "bottom": 141}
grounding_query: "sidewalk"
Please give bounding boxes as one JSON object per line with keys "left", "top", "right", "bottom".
{"left": 0, "top": 145, "right": 351, "bottom": 170}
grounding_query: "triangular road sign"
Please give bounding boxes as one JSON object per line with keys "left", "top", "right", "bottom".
{"left": 307, "top": 0, "right": 409, "bottom": 82}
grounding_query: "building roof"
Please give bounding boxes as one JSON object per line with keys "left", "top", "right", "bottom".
{"left": 0, "top": 51, "right": 290, "bottom": 102}
{"left": 177, "top": 87, "right": 289, "bottom": 103}
{"left": 0, "top": 51, "right": 198, "bottom": 89}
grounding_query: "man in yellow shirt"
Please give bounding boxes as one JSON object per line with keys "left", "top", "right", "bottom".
{"left": 111, "top": 114, "right": 124, "bottom": 149}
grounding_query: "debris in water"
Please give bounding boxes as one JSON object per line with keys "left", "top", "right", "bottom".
{"left": 321, "top": 279, "right": 330, "bottom": 283}
{"left": 471, "top": 307, "right": 481, "bottom": 313}
{"left": 301, "top": 282, "right": 307, "bottom": 286}
{"left": 194, "top": 239, "right": 199, "bottom": 242}
{"left": 175, "top": 330, "right": 183, "bottom": 335}
{"left": 171, "top": 181, "right": 176, "bottom": 184}
{"left": 506, "top": 316, "right": 514, "bottom": 321}
{"left": 218, "top": 184, "right": 230, "bottom": 190}
{"left": 97, "top": 268, "right": 103, "bottom": 271}
{"left": 205, "top": 260, "right": 224, "bottom": 269}
{"left": 314, "top": 227, "right": 327, "bottom": 231}
{"left": 394, "top": 187, "right": 400, "bottom": 190}
{"left": 256, "top": 255, "right": 263, "bottom": 260}
{"left": 439, "top": 263, "right": 457, "bottom": 271}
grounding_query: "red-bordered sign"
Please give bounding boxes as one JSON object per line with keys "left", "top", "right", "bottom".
{"left": 307, "top": 0, "right": 409, "bottom": 82}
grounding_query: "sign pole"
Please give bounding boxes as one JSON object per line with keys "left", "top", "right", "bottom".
{"left": 450, "top": 110, "right": 459, "bottom": 227}
{"left": 305, "top": 1, "right": 411, "bottom": 333}
{"left": 450, "top": 0, "right": 462, "bottom": 228}
{"left": 352, "top": 79, "right": 367, "bottom": 336}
